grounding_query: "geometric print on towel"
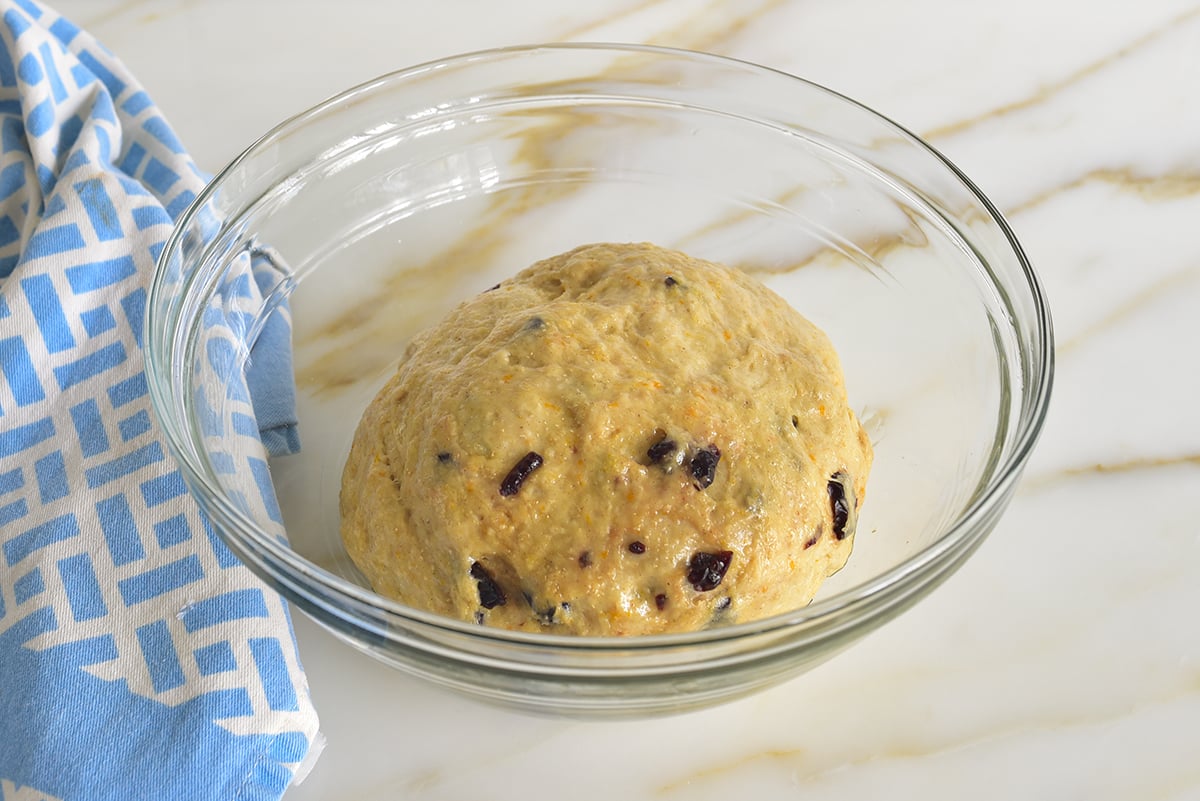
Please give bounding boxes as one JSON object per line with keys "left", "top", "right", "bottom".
{"left": 0, "top": 3, "right": 317, "bottom": 800}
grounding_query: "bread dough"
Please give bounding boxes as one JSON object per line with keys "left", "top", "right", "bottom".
{"left": 340, "top": 243, "right": 872, "bottom": 635}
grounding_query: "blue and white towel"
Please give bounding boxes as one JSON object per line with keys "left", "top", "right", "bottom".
{"left": 0, "top": 2, "right": 320, "bottom": 799}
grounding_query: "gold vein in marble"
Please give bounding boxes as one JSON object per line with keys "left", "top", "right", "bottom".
{"left": 296, "top": 231, "right": 504, "bottom": 396}
{"left": 656, "top": 671, "right": 1200, "bottom": 794}
{"left": 923, "top": 6, "right": 1200, "bottom": 142}
{"left": 556, "top": 0, "right": 786, "bottom": 55}
{"left": 510, "top": 0, "right": 788, "bottom": 102}
{"left": 400, "top": 767, "right": 442, "bottom": 794}
{"left": 296, "top": 92, "right": 653, "bottom": 392}
{"left": 1006, "top": 167, "right": 1200, "bottom": 217}
{"left": 655, "top": 748, "right": 807, "bottom": 795}
{"left": 671, "top": 170, "right": 933, "bottom": 277}
{"left": 673, "top": 185, "right": 807, "bottom": 250}
{"left": 1057, "top": 264, "right": 1200, "bottom": 355}
{"left": 298, "top": 188, "right": 556, "bottom": 395}
{"left": 556, "top": 0, "right": 675, "bottom": 41}
{"left": 1141, "top": 762, "right": 1200, "bottom": 801}
{"left": 1022, "top": 453, "right": 1200, "bottom": 494}
{"left": 74, "top": 0, "right": 158, "bottom": 28}
{"left": 739, "top": 204, "right": 930, "bottom": 279}
{"left": 654, "top": 738, "right": 964, "bottom": 795}
{"left": 644, "top": 0, "right": 789, "bottom": 54}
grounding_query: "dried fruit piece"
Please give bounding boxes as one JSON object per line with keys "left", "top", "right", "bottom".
{"left": 470, "top": 562, "right": 507, "bottom": 609}
{"left": 436, "top": 451, "right": 453, "bottom": 464}
{"left": 646, "top": 435, "right": 678, "bottom": 464}
{"left": 578, "top": 551, "right": 592, "bottom": 568}
{"left": 500, "top": 451, "right": 543, "bottom": 496}
{"left": 689, "top": 445, "right": 721, "bottom": 490}
{"left": 654, "top": 593, "right": 668, "bottom": 610}
{"left": 628, "top": 540, "right": 646, "bottom": 554}
{"left": 686, "top": 550, "right": 733, "bottom": 591}
{"left": 827, "top": 474, "right": 850, "bottom": 540}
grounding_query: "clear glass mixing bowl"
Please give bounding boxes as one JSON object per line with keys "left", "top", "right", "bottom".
{"left": 146, "top": 44, "right": 1053, "bottom": 717}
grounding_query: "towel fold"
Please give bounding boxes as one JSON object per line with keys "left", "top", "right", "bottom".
{"left": 0, "top": 2, "right": 319, "bottom": 799}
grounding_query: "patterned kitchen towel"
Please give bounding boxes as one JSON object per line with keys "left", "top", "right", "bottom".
{"left": 0, "top": 2, "right": 320, "bottom": 800}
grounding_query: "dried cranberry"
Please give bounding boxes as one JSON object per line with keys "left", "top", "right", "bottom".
{"left": 628, "top": 540, "right": 646, "bottom": 554}
{"left": 655, "top": 593, "right": 668, "bottom": 610}
{"left": 646, "top": 435, "right": 677, "bottom": 464}
{"left": 687, "top": 550, "right": 733, "bottom": 591}
{"left": 470, "top": 562, "right": 506, "bottom": 609}
{"left": 500, "top": 451, "right": 543, "bottom": 496}
{"left": 827, "top": 475, "right": 850, "bottom": 540}
{"left": 689, "top": 445, "right": 721, "bottom": 490}
{"left": 664, "top": 276, "right": 678, "bottom": 287}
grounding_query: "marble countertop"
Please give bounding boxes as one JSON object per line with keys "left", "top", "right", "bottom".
{"left": 55, "top": 1, "right": 1200, "bottom": 798}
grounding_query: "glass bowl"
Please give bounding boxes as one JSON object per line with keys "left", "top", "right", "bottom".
{"left": 146, "top": 44, "right": 1053, "bottom": 717}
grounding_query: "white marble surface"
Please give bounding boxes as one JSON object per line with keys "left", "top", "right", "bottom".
{"left": 56, "top": 1, "right": 1200, "bottom": 798}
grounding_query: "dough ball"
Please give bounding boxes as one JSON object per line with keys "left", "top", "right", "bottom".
{"left": 340, "top": 243, "right": 872, "bottom": 635}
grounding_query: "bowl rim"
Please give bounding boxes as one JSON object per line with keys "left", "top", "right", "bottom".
{"left": 147, "top": 41, "right": 1054, "bottom": 651}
